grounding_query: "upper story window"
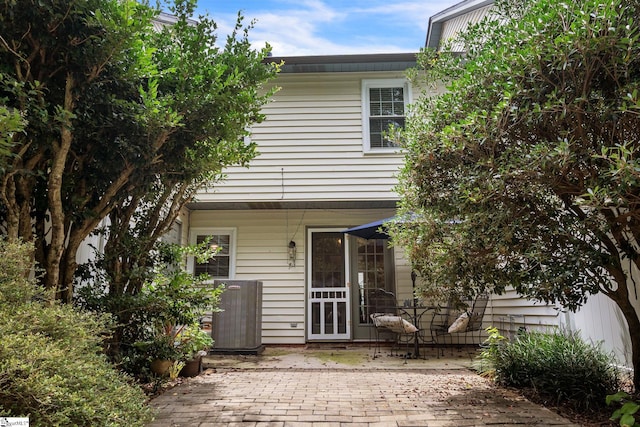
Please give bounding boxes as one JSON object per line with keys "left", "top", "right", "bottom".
{"left": 189, "top": 228, "right": 236, "bottom": 280}
{"left": 362, "top": 79, "right": 411, "bottom": 152}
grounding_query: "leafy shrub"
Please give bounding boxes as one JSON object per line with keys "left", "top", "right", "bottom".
{"left": 177, "top": 323, "right": 214, "bottom": 361}
{"left": 482, "top": 329, "right": 620, "bottom": 411}
{"left": 607, "top": 391, "right": 640, "bottom": 427}
{"left": 76, "top": 242, "right": 222, "bottom": 380}
{"left": 472, "top": 326, "right": 506, "bottom": 379}
{"left": 0, "top": 238, "right": 153, "bottom": 426}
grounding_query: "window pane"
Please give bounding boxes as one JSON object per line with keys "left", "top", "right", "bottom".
{"left": 324, "top": 303, "right": 333, "bottom": 332}
{"left": 369, "top": 87, "right": 406, "bottom": 117}
{"left": 369, "top": 118, "right": 402, "bottom": 148}
{"left": 369, "top": 118, "right": 383, "bottom": 148}
{"left": 355, "top": 237, "right": 390, "bottom": 326}
{"left": 195, "top": 255, "right": 229, "bottom": 277}
{"left": 370, "top": 119, "right": 384, "bottom": 147}
{"left": 381, "top": 102, "right": 394, "bottom": 115}
{"left": 392, "top": 87, "right": 404, "bottom": 102}
{"left": 195, "top": 234, "right": 231, "bottom": 278}
{"left": 337, "top": 302, "right": 347, "bottom": 333}
{"left": 312, "top": 302, "right": 321, "bottom": 334}
{"left": 379, "top": 88, "right": 392, "bottom": 100}
{"left": 311, "top": 232, "right": 344, "bottom": 288}
{"left": 387, "top": 117, "right": 405, "bottom": 129}
{"left": 367, "top": 85, "right": 405, "bottom": 149}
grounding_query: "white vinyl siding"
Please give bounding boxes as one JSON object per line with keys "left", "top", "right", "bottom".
{"left": 439, "top": 5, "right": 493, "bottom": 52}
{"left": 485, "top": 290, "right": 562, "bottom": 337}
{"left": 189, "top": 208, "right": 399, "bottom": 344}
{"left": 162, "top": 220, "right": 182, "bottom": 245}
{"left": 197, "top": 72, "right": 427, "bottom": 204}
{"left": 188, "top": 209, "right": 565, "bottom": 345}
{"left": 187, "top": 54, "right": 567, "bottom": 348}
{"left": 570, "top": 292, "right": 632, "bottom": 368}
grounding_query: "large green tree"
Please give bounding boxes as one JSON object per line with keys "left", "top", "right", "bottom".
{"left": 395, "top": 0, "right": 640, "bottom": 388}
{"left": 86, "top": 0, "right": 277, "bottom": 300}
{"left": 0, "top": 0, "right": 277, "bottom": 301}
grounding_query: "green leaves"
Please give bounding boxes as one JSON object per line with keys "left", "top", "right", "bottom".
{"left": 0, "top": 105, "right": 25, "bottom": 171}
{"left": 0, "top": 239, "right": 153, "bottom": 426}
{"left": 396, "top": 0, "right": 640, "bottom": 316}
{"left": 608, "top": 392, "right": 640, "bottom": 427}
{"left": 0, "top": 0, "right": 277, "bottom": 300}
{"left": 488, "top": 330, "right": 620, "bottom": 411}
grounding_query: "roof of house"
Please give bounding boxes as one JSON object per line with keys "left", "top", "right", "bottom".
{"left": 264, "top": 53, "right": 417, "bottom": 73}
{"left": 425, "top": 0, "right": 494, "bottom": 49}
{"left": 153, "top": 11, "right": 198, "bottom": 30}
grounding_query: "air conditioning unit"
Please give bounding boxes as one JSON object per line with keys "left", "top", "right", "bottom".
{"left": 211, "top": 280, "right": 263, "bottom": 354}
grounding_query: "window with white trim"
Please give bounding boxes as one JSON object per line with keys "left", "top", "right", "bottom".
{"left": 362, "top": 79, "right": 410, "bottom": 152}
{"left": 190, "top": 228, "right": 236, "bottom": 280}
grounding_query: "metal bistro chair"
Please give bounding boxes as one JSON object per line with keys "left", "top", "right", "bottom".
{"left": 430, "top": 293, "right": 489, "bottom": 357}
{"left": 369, "top": 289, "right": 418, "bottom": 361}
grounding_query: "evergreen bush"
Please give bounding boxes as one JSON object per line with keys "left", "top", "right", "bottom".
{"left": 0, "top": 239, "right": 153, "bottom": 426}
{"left": 76, "top": 241, "right": 223, "bottom": 381}
{"left": 482, "top": 329, "right": 621, "bottom": 411}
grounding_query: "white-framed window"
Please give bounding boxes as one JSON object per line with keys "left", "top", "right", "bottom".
{"left": 362, "top": 79, "right": 411, "bottom": 152}
{"left": 189, "top": 227, "right": 236, "bottom": 280}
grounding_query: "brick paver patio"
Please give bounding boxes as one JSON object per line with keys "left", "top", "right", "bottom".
{"left": 148, "top": 347, "right": 578, "bottom": 427}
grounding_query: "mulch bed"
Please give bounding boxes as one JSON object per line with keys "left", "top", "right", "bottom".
{"left": 518, "top": 389, "right": 616, "bottom": 427}
{"left": 142, "top": 368, "right": 217, "bottom": 399}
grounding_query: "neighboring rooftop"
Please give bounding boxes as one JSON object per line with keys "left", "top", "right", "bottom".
{"left": 153, "top": 11, "right": 198, "bottom": 30}
{"left": 425, "top": 0, "right": 494, "bottom": 50}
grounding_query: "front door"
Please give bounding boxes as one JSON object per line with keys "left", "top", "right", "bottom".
{"left": 307, "top": 229, "right": 351, "bottom": 340}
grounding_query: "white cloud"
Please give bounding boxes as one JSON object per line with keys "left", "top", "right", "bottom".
{"left": 203, "top": 0, "right": 459, "bottom": 56}
{"left": 350, "top": 1, "right": 458, "bottom": 33}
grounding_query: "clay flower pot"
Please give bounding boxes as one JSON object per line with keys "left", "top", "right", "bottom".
{"left": 179, "top": 356, "right": 202, "bottom": 377}
{"left": 150, "top": 359, "right": 174, "bottom": 376}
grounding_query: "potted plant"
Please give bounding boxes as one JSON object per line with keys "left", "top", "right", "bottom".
{"left": 177, "top": 323, "right": 213, "bottom": 377}
{"left": 124, "top": 242, "right": 223, "bottom": 379}
{"left": 137, "top": 318, "right": 189, "bottom": 377}
{"left": 145, "top": 333, "right": 183, "bottom": 376}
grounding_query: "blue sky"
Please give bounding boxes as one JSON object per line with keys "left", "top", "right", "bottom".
{"left": 190, "top": 0, "right": 460, "bottom": 56}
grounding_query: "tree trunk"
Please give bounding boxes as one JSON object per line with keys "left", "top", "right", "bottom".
{"left": 45, "top": 74, "right": 75, "bottom": 297}
{"left": 59, "top": 234, "right": 82, "bottom": 303}
{"left": 1, "top": 178, "right": 19, "bottom": 239}
{"left": 608, "top": 269, "right": 640, "bottom": 391}
{"left": 616, "top": 298, "right": 640, "bottom": 390}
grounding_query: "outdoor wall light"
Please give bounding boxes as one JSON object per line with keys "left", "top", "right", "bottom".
{"left": 288, "top": 240, "right": 297, "bottom": 267}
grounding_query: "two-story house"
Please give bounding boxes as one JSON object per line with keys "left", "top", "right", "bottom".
{"left": 175, "top": 1, "right": 586, "bottom": 352}
{"left": 181, "top": 49, "right": 559, "bottom": 349}
{"left": 183, "top": 53, "right": 420, "bottom": 344}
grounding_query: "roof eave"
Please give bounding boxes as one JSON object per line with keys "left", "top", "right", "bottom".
{"left": 264, "top": 53, "right": 417, "bottom": 73}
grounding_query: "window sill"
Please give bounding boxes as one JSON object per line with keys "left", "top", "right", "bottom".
{"left": 363, "top": 147, "right": 404, "bottom": 155}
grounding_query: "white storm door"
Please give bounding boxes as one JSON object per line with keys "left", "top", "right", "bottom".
{"left": 307, "top": 229, "right": 351, "bottom": 340}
